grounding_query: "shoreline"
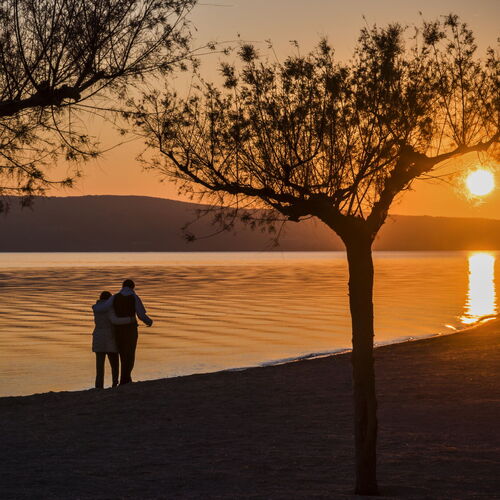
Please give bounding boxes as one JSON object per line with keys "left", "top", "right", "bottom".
{"left": 3, "top": 318, "right": 492, "bottom": 401}
{"left": 1, "top": 318, "right": 499, "bottom": 498}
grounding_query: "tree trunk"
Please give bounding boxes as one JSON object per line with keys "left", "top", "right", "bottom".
{"left": 345, "top": 236, "right": 378, "bottom": 495}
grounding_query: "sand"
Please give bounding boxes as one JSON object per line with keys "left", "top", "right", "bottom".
{"left": 1, "top": 320, "right": 499, "bottom": 499}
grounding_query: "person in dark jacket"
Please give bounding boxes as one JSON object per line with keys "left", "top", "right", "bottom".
{"left": 106, "top": 279, "right": 153, "bottom": 385}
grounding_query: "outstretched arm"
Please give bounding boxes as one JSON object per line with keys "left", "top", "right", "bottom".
{"left": 134, "top": 295, "right": 153, "bottom": 327}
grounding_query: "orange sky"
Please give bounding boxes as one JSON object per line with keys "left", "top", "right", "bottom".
{"left": 49, "top": 0, "right": 500, "bottom": 219}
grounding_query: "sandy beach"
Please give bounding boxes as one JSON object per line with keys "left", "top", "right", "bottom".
{"left": 1, "top": 320, "right": 499, "bottom": 499}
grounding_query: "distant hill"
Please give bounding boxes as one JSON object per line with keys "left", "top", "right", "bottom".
{"left": 1, "top": 195, "right": 499, "bottom": 251}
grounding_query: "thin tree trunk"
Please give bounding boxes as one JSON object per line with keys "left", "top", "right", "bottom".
{"left": 345, "top": 237, "right": 378, "bottom": 495}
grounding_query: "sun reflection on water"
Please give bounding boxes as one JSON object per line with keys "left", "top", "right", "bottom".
{"left": 461, "top": 252, "right": 497, "bottom": 325}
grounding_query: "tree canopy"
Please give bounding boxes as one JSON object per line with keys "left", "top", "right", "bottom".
{"left": 138, "top": 15, "right": 498, "bottom": 242}
{"left": 0, "top": 0, "right": 196, "bottom": 208}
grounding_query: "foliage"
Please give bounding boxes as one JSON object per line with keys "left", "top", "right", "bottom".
{"left": 138, "top": 15, "right": 499, "bottom": 242}
{"left": 0, "top": 0, "right": 196, "bottom": 209}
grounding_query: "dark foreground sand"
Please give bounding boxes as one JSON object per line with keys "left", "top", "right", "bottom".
{"left": 1, "top": 321, "right": 499, "bottom": 499}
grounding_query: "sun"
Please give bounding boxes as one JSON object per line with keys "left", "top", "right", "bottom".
{"left": 465, "top": 169, "right": 495, "bottom": 197}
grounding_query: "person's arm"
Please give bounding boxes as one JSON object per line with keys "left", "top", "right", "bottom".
{"left": 108, "top": 309, "right": 133, "bottom": 326}
{"left": 92, "top": 296, "right": 114, "bottom": 313}
{"left": 134, "top": 294, "right": 153, "bottom": 326}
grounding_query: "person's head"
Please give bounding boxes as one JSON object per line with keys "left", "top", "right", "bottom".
{"left": 99, "top": 291, "right": 112, "bottom": 301}
{"left": 122, "top": 279, "right": 135, "bottom": 289}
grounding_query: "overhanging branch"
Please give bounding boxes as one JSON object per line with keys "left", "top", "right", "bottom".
{"left": 0, "top": 84, "right": 82, "bottom": 118}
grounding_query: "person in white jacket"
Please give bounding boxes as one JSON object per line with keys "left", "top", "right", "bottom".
{"left": 91, "top": 291, "right": 134, "bottom": 388}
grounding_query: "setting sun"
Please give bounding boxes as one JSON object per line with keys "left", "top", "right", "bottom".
{"left": 465, "top": 169, "right": 495, "bottom": 196}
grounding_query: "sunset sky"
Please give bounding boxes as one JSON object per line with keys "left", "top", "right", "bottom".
{"left": 51, "top": 0, "right": 500, "bottom": 219}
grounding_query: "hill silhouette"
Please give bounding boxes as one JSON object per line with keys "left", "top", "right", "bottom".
{"left": 1, "top": 195, "right": 499, "bottom": 251}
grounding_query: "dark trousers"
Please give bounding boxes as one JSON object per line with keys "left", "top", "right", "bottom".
{"left": 95, "top": 352, "right": 119, "bottom": 389}
{"left": 115, "top": 323, "right": 138, "bottom": 385}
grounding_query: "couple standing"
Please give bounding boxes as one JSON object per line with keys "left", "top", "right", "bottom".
{"left": 92, "top": 279, "right": 153, "bottom": 388}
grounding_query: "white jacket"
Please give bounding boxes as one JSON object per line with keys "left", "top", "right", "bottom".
{"left": 91, "top": 300, "right": 132, "bottom": 353}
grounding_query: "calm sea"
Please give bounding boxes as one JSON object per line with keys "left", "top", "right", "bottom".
{"left": 0, "top": 251, "right": 497, "bottom": 397}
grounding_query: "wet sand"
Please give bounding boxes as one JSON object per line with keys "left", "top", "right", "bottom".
{"left": 1, "top": 320, "right": 499, "bottom": 499}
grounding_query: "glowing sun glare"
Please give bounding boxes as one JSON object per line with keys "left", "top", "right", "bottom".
{"left": 465, "top": 169, "right": 495, "bottom": 196}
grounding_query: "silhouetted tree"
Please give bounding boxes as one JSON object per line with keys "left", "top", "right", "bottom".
{"left": 0, "top": 0, "right": 197, "bottom": 209}
{"left": 137, "top": 16, "right": 499, "bottom": 494}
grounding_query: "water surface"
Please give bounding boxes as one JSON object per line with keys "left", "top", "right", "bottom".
{"left": 0, "top": 251, "right": 496, "bottom": 396}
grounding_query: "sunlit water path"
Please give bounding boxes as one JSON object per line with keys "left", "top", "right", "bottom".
{"left": 0, "top": 251, "right": 497, "bottom": 397}
{"left": 461, "top": 252, "right": 497, "bottom": 324}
